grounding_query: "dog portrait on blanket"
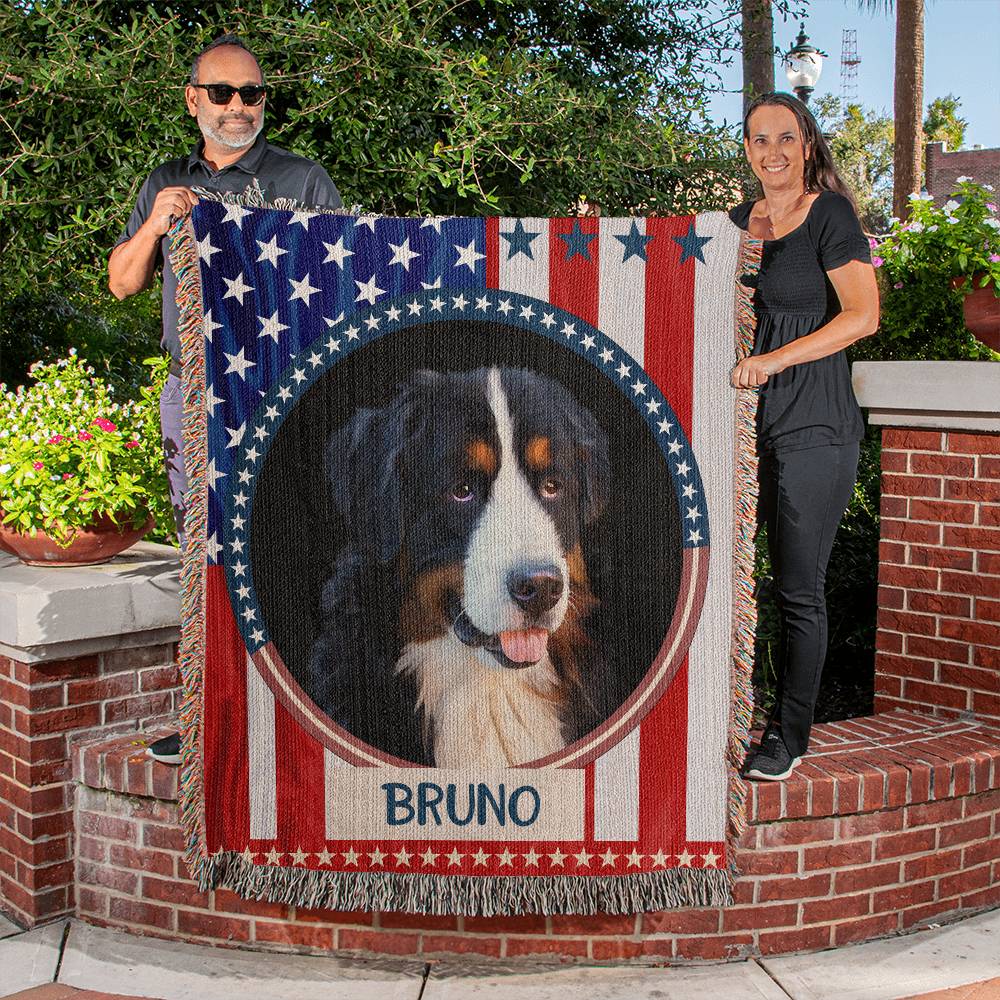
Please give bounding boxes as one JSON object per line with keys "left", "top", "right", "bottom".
{"left": 249, "top": 319, "right": 683, "bottom": 769}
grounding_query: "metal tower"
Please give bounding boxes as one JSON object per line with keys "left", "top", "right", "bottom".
{"left": 840, "top": 29, "right": 860, "bottom": 106}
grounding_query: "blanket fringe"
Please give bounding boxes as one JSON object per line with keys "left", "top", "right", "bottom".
{"left": 193, "top": 851, "right": 732, "bottom": 916}
{"left": 726, "top": 234, "right": 763, "bottom": 854}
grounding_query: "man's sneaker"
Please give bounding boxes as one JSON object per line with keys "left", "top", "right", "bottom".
{"left": 744, "top": 728, "right": 800, "bottom": 781}
{"left": 146, "top": 732, "right": 181, "bottom": 765}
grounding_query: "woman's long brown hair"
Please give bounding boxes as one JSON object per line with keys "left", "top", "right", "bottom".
{"left": 743, "top": 92, "right": 858, "bottom": 211}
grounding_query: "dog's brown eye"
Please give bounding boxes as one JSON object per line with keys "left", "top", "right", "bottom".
{"left": 541, "top": 477, "right": 562, "bottom": 498}
{"left": 451, "top": 481, "right": 475, "bottom": 502}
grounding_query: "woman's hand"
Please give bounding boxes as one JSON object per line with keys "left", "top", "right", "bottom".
{"left": 731, "top": 353, "right": 785, "bottom": 388}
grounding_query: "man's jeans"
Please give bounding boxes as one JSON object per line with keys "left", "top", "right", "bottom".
{"left": 159, "top": 373, "right": 187, "bottom": 543}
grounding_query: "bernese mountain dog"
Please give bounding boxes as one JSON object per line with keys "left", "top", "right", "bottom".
{"left": 308, "top": 366, "right": 611, "bottom": 767}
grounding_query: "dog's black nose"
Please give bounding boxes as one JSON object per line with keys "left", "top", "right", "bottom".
{"left": 507, "top": 565, "right": 564, "bottom": 616}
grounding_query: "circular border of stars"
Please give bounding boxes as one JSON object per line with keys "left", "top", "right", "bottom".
{"left": 222, "top": 287, "right": 710, "bottom": 655}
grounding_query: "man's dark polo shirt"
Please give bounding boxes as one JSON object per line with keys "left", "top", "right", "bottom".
{"left": 117, "top": 134, "right": 342, "bottom": 368}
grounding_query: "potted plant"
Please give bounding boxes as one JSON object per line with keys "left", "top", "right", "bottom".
{"left": 0, "top": 352, "right": 172, "bottom": 565}
{"left": 874, "top": 179, "right": 1000, "bottom": 352}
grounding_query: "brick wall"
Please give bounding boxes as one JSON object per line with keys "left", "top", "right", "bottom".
{"left": 73, "top": 715, "right": 1000, "bottom": 963}
{"left": 876, "top": 429, "right": 1000, "bottom": 722}
{"left": 0, "top": 643, "right": 181, "bottom": 927}
{"left": 926, "top": 142, "right": 1000, "bottom": 205}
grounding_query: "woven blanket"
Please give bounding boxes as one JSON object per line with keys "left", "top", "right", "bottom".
{"left": 170, "top": 198, "right": 758, "bottom": 915}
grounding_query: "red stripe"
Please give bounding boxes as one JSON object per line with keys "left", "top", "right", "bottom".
{"left": 548, "top": 217, "right": 599, "bottom": 326}
{"left": 644, "top": 215, "right": 695, "bottom": 438}
{"left": 274, "top": 698, "right": 327, "bottom": 849}
{"left": 203, "top": 567, "right": 249, "bottom": 852}
{"left": 485, "top": 217, "right": 500, "bottom": 290}
{"left": 638, "top": 658, "right": 689, "bottom": 849}
{"left": 583, "top": 762, "right": 595, "bottom": 841}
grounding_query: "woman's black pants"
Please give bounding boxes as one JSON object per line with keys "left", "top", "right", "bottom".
{"left": 757, "top": 441, "right": 860, "bottom": 758}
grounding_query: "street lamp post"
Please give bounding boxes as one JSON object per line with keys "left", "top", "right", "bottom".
{"left": 782, "top": 24, "right": 827, "bottom": 105}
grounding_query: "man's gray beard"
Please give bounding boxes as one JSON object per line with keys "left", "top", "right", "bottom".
{"left": 199, "top": 113, "right": 264, "bottom": 151}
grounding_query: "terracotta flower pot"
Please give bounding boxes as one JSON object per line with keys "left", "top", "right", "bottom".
{"left": 952, "top": 274, "right": 1000, "bottom": 352}
{"left": 0, "top": 511, "right": 154, "bottom": 567}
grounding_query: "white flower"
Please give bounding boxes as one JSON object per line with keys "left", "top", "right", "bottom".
{"left": 956, "top": 176, "right": 971, "bottom": 183}
{"left": 985, "top": 218, "right": 1000, "bottom": 230}
{"left": 0, "top": 464, "right": 9, "bottom": 474}
{"left": 945, "top": 216, "right": 958, "bottom": 224}
{"left": 943, "top": 200, "right": 960, "bottom": 213}
{"left": 909, "top": 222, "right": 925, "bottom": 233}
{"left": 927, "top": 225, "right": 938, "bottom": 232}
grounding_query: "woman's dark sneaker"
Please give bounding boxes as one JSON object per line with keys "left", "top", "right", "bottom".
{"left": 146, "top": 732, "right": 181, "bottom": 765}
{"left": 744, "top": 728, "right": 800, "bottom": 781}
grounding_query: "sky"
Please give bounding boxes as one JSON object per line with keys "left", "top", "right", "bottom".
{"left": 706, "top": 0, "right": 1000, "bottom": 148}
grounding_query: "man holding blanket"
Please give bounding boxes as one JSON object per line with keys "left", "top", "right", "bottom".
{"left": 108, "top": 34, "right": 342, "bottom": 764}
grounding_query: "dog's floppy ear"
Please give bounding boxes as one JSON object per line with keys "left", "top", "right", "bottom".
{"left": 575, "top": 408, "right": 611, "bottom": 525}
{"left": 326, "top": 401, "right": 406, "bottom": 563}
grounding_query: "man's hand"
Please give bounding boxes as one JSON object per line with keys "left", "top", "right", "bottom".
{"left": 145, "top": 186, "right": 199, "bottom": 237}
{"left": 731, "top": 353, "right": 784, "bottom": 389}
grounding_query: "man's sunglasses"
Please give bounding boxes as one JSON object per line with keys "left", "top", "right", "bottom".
{"left": 193, "top": 83, "right": 267, "bottom": 106}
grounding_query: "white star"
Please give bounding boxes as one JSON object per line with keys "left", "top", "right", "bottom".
{"left": 475, "top": 295, "right": 491, "bottom": 311}
{"left": 256, "top": 235, "right": 287, "bottom": 268}
{"left": 688, "top": 528, "right": 703, "bottom": 543}
{"left": 540, "top": 312, "right": 556, "bottom": 328}
{"left": 345, "top": 324, "right": 360, "bottom": 341}
{"left": 580, "top": 333, "right": 596, "bottom": 351}
{"left": 258, "top": 310, "right": 288, "bottom": 342}
{"left": 290, "top": 846, "right": 308, "bottom": 865}
{"left": 676, "top": 461, "right": 691, "bottom": 477}
{"left": 250, "top": 628, "right": 264, "bottom": 644}
{"left": 291, "top": 368, "right": 307, "bottom": 384}
{"left": 616, "top": 361, "right": 632, "bottom": 380}
{"left": 600, "top": 849, "right": 618, "bottom": 867}
{"left": 316, "top": 848, "right": 334, "bottom": 866}
{"left": 421, "top": 275, "right": 442, "bottom": 289}
{"left": 702, "top": 849, "right": 720, "bottom": 868}
{"left": 407, "top": 300, "right": 423, "bottom": 316}
{"left": 420, "top": 847, "right": 439, "bottom": 866}
{"left": 451, "top": 293, "right": 469, "bottom": 311}
{"left": 232, "top": 516, "right": 246, "bottom": 534}
{"left": 561, "top": 321, "right": 576, "bottom": 338}
{"left": 289, "top": 273, "right": 321, "bottom": 306}
{"left": 430, "top": 295, "right": 444, "bottom": 312}
{"left": 599, "top": 347, "right": 614, "bottom": 364}
{"left": 446, "top": 847, "right": 464, "bottom": 867}
{"left": 203, "top": 310, "right": 222, "bottom": 342}
{"left": 225, "top": 423, "right": 245, "bottom": 448}
{"left": 232, "top": 559, "right": 246, "bottom": 576}
{"left": 496, "top": 298, "right": 513, "bottom": 316}
{"left": 221, "top": 203, "right": 251, "bottom": 228}
{"left": 650, "top": 848, "right": 669, "bottom": 868}
{"left": 205, "top": 532, "right": 222, "bottom": 561}
{"left": 324, "top": 310, "right": 344, "bottom": 327}
{"left": 675, "top": 849, "right": 694, "bottom": 867}
{"left": 667, "top": 439, "right": 682, "bottom": 455}
{"left": 385, "top": 304, "right": 401, "bottom": 322}
{"left": 277, "top": 385, "right": 292, "bottom": 401}
{"left": 522, "top": 848, "right": 541, "bottom": 867}
{"left": 289, "top": 209, "right": 314, "bottom": 229}
{"left": 254, "top": 425, "right": 268, "bottom": 442}
{"left": 496, "top": 848, "right": 515, "bottom": 867}
{"left": 322, "top": 236, "right": 353, "bottom": 268}
{"left": 224, "top": 348, "right": 255, "bottom": 379}
{"left": 682, "top": 483, "right": 697, "bottom": 499}
{"left": 454, "top": 239, "right": 485, "bottom": 271}
{"left": 645, "top": 398, "right": 661, "bottom": 414}
{"left": 631, "top": 379, "right": 647, "bottom": 396}
{"left": 246, "top": 445, "right": 260, "bottom": 464}
{"left": 237, "top": 468, "right": 251, "bottom": 485}
{"left": 626, "top": 849, "right": 644, "bottom": 868}
{"left": 355, "top": 273, "right": 386, "bottom": 305}
{"left": 264, "top": 847, "right": 282, "bottom": 865}
{"left": 368, "top": 847, "right": 386, "bottom": 866}
{"left": 196, "top": 233, "right": 221, "bottom": 264}
{"left": 241, "top": 846, "right": 255, "bottom": 865}
{"left": 573, "top": 848, "right": 593, "bottom": 868}
{"left": 223, "top": 272, "right": 254, "bottom": 305}
{"left": 233, "top": 492, "right": 248, "bottom": 508}
{"left": 471, "top": 848, "right": 490, "bottom": 867}
{"left": 658, "top": 418, "right": 674, "bottom": 434}
{"left": 325, "top": 337, "right": 340, "bottom": 353}
{"left": 420, "top": 216, "right": 445, "bottom": 232}
{"left": 685, "top": 505, "right": 702, "bottom": 521}
{"left": 355, "top": 214, "right": 378, "bottom": 231}
{"left": 308, "top": 350, "right": 323, "bottom": 368}
{"left": 342, "top": 847, "right": 359, "bottom": 866}
{"left": 394, "top": 846, "right": 412, "bottom": 867}
{"left": 388, "top": 236, "right": 421, "bottom": 270}
{"left": 519, "top": 304, "right": 535, "bottom": 321}
{"left": 548, "top": 848, "right": 567, "bottom": 867}
{"left": 364, "top": 315, "right": 380, "bottom": 331}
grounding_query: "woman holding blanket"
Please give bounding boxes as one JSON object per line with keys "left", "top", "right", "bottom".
{"left": 729, "top": 93, "right": 879, "bottom": 781}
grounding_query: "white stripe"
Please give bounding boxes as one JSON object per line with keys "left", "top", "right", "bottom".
{"left": 497, "top": 218, "right": 549, "bottom": 298}
{"left": 598, "top": 217, "right": 647, "bottom": 364}
{"left": 324, "top": 747, "right": 353, "bottom": 841}
{"left": 592, "top": 727, "right": 640, "bottom": 841}
{"left": 245, "top": 656, "right": 277, "bottom": 840}
{"left": 589, "top": 219, "right": 646, "bottom": 840}
{"left": 686, "top": 211, "right": 742, "bottom": 842}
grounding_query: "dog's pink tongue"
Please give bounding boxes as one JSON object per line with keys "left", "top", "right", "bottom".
{"left": 499, "top": 628, "right": 549, "bottom": 664}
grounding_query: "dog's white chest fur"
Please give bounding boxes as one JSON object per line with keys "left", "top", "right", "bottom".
{"left": 396, "top": 635, "right": 564, "bottom": 767}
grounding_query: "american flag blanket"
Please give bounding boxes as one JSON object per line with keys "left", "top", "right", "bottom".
{"left": 170, "top": 195, "right": 758, "bottom": 915}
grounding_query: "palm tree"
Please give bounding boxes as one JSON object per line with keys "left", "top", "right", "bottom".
{"left": 861, "top": 0, "right": 925, "bottom": 219}
{"left": 742, "top": 0, "right": 775, "bottom": 115}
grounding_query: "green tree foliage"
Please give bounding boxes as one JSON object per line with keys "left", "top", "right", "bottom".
{"left": 0, "top": 0, "right": 748, "bottom": 389}
{"left": 923, "top": 93, "right": 967, "bottom": 152}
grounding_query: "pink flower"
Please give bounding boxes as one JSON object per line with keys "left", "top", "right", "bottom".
{"left": 871, "top": 256, "right": 884, "bottom": 268}
{"left": 988, "top": 203, "right": 997, "bottom": 212}
{"left": 991, "top": 254, "right": 1000, "bottom": 263}
{"left": 62, "top": 472, "right": 73, "bottom": 480}
{"left": 868, "top": 237, "right": 879, "bottom": 249}
{"left": 32, "top": 461, "right": 44, "bottom": 470}
{"left": 894, "top": 281, "right": 904, "bottom": 289}
{"left": 125, "top": 439, "right": 139, "bottom": 449}
{"left": 92, "top": 418, "right": 117, "bottom": 433}
{"left": 77, "top": 431, "right": 93, "bottom": 441}
{"left": 47, "top": 434, "right": 64, "bottom": 444}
